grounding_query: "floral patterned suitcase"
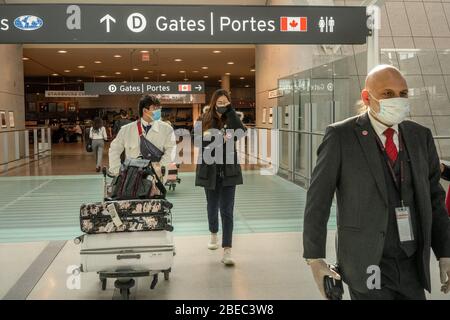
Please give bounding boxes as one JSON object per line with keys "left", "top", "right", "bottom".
{"left": 80, "top": 199, "right": 173, "bottom": 234}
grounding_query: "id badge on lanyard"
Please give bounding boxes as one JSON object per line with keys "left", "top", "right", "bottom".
{"left": 395, "top": 205, "right": 414, "bottom": 242}
{"left": 376, "top": 130, "right": 414, "bottom": 243}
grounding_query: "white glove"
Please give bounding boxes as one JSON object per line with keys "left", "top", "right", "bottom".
{"left": 308, "top": 259, "right": 341, "bottom": 299}
{"left": 439, "top": 257, "right": 450, "bottom": 294}
{"left": 107, "top": 168, "right": 118, "bottom": 177}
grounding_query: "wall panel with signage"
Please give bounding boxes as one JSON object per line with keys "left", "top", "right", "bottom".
{"left": 26, "top": 100, "right": 79, "bottom": 124}
{"left": 0, "top": 111, "right": 6, "bottom": 128}
{"left": 8, "top": 111, "right": 15, "bottom": 128}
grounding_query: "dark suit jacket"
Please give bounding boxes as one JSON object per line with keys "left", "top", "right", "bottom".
{"left": 303, "top": 112, "right": 450, "bottom": 293}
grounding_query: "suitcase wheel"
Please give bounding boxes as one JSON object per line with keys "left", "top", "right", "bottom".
{"left": 115, "top": 279, "right": 134, "bottom": 300}
{"left": 120, "top": 288, "right": 130, "bottom": 300}
{"left": 163, "top": 269, "right": 170, "bottom": 281}
{"left": 101, "top": 278, "right": 107, "bottom": 291}
{"left": 150, "top": 274, "right": 159, "bottom": 289}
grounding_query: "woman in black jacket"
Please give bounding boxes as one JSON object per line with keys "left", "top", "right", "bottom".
{"left": 195, "top": 89, "right": 246, "bottom": 266}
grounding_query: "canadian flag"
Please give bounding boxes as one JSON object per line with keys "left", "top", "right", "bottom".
{"left": 280, "top": 17, "right": 307, "bottom": 32}
{"left": 178, "top": 84, "right": 191, "bottom": 92}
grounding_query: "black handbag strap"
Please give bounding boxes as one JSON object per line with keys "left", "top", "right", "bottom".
{"left": 136, "top": 120, "right": 164, "bottom": 161}
{"left": 136, "top": 120, "right": 165, "bottom": 196}
{"left": 149, "top": 162, "right": 167, "bottom": 197}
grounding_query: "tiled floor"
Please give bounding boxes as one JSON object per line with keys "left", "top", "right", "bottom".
{"left": 0, "top": 175, "right": 102, "bottom": 242}
{"left": 2, "top": 141, "right": 260, "bottom": 176}
{"left": 2, "top": 142, "right": 107, "bottom": 176}
{"left": 2, "top": 232, "right": 446, "bottom": 300}
{"left": 0, "top": 171, "right": 336, "bottom": 243}
{"left": 0, "top": 143, "right": 448, "bottom": 300}
{"left": 26, "top": 232, "right": 340, "bottom": 300}
{"left": 0, "top": 241, "right": 49, "bottom": 298}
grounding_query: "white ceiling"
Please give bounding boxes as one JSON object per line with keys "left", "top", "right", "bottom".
{"left": 23, "top": 45, "right": 256, "bottom": 87}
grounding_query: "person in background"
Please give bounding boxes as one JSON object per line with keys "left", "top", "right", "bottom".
{"left": 195, "top": 89, "right": 247, "bottom": 266}
{"left": 441, "top": 162, "right": 450, "bottom": 216}
{"left": 90, "top": 117, "right": 108, "bottom": 172}
{"left": 74, "top": 121, "right": 83, "bottom": 142}
{"left": 65, "top": 123, "right": 78, "bottom": 143}
{"left": 112, "top": 109, "right": 132, "bottom": 139}
{"left": 236, "top": 111, "right": 244, "bottom": 122}
{"left": 52, "top": 124, "right": 65, "bottom": 144}
{"left": 112, "top": 109, "right": 132, "bottom": 163}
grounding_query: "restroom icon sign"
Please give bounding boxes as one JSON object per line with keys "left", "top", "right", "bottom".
{"left": 319, "top": 16, "right": 335, "bottom": 33}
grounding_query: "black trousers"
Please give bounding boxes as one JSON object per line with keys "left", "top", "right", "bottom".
{"left": 204, "top": 177, "right": 236, "bottom": 248}
{"left": 349, "top": 255, "right": 426, "bottom": 300}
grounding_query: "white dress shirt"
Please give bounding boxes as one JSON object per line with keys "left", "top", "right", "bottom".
{"left": 140, "top": 118, "right": 152, "bottom": 133}
{"left": 368, "top": 111, "right": 399, "bottom": 151}
{"left": 89, "top": 127, "right": 108, "bottom": 140}
{"left": 108, "top": 119, "right": 176, "bottom": 175}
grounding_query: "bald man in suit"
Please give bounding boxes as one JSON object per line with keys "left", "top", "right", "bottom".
{"left": 303, "top": 65, "right": 450, "bottom": 300}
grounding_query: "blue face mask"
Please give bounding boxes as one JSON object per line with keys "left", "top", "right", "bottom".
{"left": 152, "top": 108, "right": 161, "bottom": 121}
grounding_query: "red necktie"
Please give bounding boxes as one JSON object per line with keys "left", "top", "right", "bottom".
{"left": 383, "top": 128, "right": 398, "bottom": 163}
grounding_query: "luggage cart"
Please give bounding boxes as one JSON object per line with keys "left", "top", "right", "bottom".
{"left": 74, "top": 167, "right": 175, "bottom": 300}
{"left": 74, "top": 234, "right": 174, "bottom": 300}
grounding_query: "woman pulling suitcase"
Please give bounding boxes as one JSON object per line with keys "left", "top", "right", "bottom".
{"left": 195, "top": 89, "right": 247, "bottom": 266}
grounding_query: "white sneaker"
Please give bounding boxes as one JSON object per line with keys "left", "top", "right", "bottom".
{"left": 208, "top": 233, "right": 219, "bottom": 250}
{"left": 221, "top": 248, "right": 235, "bottom": 266}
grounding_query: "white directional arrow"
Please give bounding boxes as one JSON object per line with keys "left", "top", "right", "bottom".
{"left": 100, "top": 14, "right": 116, "bottom": 33}
{"left": 195, "top": 85, "right": 202, "bottom": 91}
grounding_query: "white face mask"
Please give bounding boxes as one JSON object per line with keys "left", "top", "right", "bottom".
{"left": 369, "top": 93, "right": 410, "bottom": 126}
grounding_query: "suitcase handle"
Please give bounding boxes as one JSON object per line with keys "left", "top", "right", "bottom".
{"left": 116, "top": 254, "right": 141, "bottom": 260}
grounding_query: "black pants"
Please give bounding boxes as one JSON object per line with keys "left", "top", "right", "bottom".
{"left": 204, "top": 177, "right": 236, "bottom": 248}
{"left": 349, "top": 255, "right": 426, "bottom": 300}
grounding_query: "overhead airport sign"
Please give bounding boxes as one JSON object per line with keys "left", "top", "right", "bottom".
{"left": 84, "top": 82, "right": 205, "bottom": 95}
{"left": 268, "top": 89, "right": 284, "bottom": 99}
{"left": 0, "top": 4, "right": 369, "bottom": 44}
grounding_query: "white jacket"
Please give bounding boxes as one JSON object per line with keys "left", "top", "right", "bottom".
{"left": 109, "top": 120, "right": 176, "bottom": 175}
